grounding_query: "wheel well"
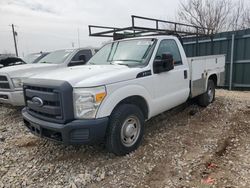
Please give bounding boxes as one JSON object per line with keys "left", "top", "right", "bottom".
{"left": 115, "top": 96, "right": 149, "bottom": 119}
{"left": 209, "top": 74, "right": 217, "bottom": 86}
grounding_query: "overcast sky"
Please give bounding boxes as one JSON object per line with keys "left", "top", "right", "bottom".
{"left": 0, "top": 0, "right": 182, "bottom": 56}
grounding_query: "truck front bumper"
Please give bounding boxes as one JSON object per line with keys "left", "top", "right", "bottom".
{"left": 0, "top": 90, "right": 24, "bottom": 106}
{"left": 22, "top": 108, "right": 109, "bottom": 145}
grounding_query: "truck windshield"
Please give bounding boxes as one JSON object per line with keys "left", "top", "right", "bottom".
{"left": 37, "top": 50, "right": 73, "bottom": 64}
{"left": 22, "top": 53, "right": 41, "bottom": 64}
{"left": 88, "top": 38, "right": 156, "bottom": 66}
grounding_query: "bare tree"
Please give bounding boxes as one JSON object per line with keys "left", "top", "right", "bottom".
{"left": 228, "top": 0, "right": 250, "bottom": 30}
{"left": 177, "top": 0, "right": 250, "bottom": 34}
{"left": 242, "top": 7, "right": 250, "bottom": 28}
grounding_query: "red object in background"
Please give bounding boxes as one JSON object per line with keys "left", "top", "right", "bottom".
{"left": 207, "top": 163, "right": 218, "bottom": 169}
{"left": 202, "top": 177, "right": 216, "bottom": 184}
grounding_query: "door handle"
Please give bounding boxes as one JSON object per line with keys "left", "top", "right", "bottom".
{"left": 184, "top": 70, "right": 188, "bottom": 79}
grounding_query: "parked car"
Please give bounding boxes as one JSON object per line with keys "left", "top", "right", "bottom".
{"left": 22, "top": 35, "right": 225, "bottom": 155}
{"left": 0, "top": 52, "right": 49, "bottom": 68}
{"left": 0, "top": 48, "right": 97, "bottom": 106}
{"left": 0, "top": 56, "right": 24, "bottom": 68}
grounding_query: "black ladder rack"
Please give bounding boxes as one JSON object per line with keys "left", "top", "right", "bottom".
{"left": 88, "top": 15, "right": 213, "bottom": 40}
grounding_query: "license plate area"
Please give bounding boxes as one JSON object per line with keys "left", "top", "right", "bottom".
{"left": 23, "top": 119, "right": 41, "bottom": 136}
{"left": 23, "top": 119, "right": 62, "bottom": 141}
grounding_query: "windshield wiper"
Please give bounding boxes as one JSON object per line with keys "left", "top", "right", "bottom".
{"left": 110, "top": 62, "right": 129, "bottom": 66}
{"left": 112, "top": 59, "right": 142, "bottom": 63}
{"left": 39, "top": 61, "right": 49, "bottom": 64}
{"left": 88, "top": 62, "right": 95, "bottom": 65}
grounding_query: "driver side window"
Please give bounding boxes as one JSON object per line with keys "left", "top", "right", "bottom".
{"left": 155, "top": 40, "right": 183, "bottom": 66}
{"left": 72, "top": 50, "right": 92, "bottom": 62}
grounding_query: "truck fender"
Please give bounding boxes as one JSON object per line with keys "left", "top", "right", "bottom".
{"left": 206, "top": 71, "right": 218, "bottom": 88}
{"left": 96, "top": 84, "right": 152, "bottom": 119}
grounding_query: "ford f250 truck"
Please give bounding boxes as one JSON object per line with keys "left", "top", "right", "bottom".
{"left": 0, "top": 48, "right": 97, "bottom": 106}
{"left": 22, "top": 34, "right": 225, "bottom": 155}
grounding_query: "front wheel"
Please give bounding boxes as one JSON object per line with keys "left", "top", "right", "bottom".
{"left": 198, "top": 79, "right": 215, "bottom": 107}
{"left": 106, "top": 104, "right": 145, "bottom": 156}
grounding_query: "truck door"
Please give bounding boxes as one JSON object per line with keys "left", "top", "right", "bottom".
{"left": 152, "top": 39, "right": 189, "bottom": 115}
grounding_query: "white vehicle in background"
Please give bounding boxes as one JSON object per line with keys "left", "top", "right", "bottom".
{"left": 0, "top": 48, "right": 97, "bottom": 106}
{"left": 0, "top": 52, "right": 48, "bottom": 68}
{"left": 22, "top": 16, "right": 226, "bottom": 155}
{"left": 22, "top": 52, "right": 50, "bottom": 64}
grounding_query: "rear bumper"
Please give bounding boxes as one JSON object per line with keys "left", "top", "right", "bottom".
{"left": 0, "top": 90, "right": 24, "bottom": 106}
{"left": 22, "top": 108, "right": 109, "bottom": 145}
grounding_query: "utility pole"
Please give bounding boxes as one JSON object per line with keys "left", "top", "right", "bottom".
{"left": 229, "top": 34, "right": 235, "bottom": 90}
{"left": 11, "top": 24, "right": 18, "bottom": 57}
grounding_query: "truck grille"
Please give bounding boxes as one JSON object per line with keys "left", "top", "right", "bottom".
{"left": 24, "top": 85, "right": 63, "bottom": 120}
{"left": 0, "top": 76, "right": 10, "bottom": 89}
{"left": 23, "top": 80, "right": 74, "bottom": 124}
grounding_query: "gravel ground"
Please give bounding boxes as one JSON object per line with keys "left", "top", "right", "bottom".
{"left": 0, "top": 89, "right": 250, "bottom": 188}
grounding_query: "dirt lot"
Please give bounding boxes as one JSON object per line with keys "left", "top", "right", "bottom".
{"left": 0, "top": 89, "right": 250, "bottom": 188}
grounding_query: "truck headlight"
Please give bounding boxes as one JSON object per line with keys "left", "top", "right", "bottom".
{"left": 12, "top": 78, "right": 26, "bottom": 88}
{"left": 73, "top": 86, "right": 106, "bottom": 119}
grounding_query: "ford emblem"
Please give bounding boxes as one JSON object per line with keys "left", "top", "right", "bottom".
{"left": 32, "top": 97, "right": 44, "bottom": 107}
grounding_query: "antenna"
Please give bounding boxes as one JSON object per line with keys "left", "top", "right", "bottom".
{"left": 77, "top": 28, "right": 80, "bottom": 48}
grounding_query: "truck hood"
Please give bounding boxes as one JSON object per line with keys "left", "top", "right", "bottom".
{"left": 30, "top": 65, "right": 142, "bottom": 87}
{"left": 0, "top": 63, "right": 58, "bottom": 78}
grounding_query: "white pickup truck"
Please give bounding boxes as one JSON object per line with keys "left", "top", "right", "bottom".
{"left": 22, "top": 35, "right": 225, "bottom": 155}
{"left": 0, "top": 48, "right": 97, "bottom": 106}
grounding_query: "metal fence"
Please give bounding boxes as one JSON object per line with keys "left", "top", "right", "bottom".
{"left": 183, "top": 29, "right": 250, "bottom": 90}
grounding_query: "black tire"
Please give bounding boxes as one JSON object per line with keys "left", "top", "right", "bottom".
{"left": 106, "top": 104, "right": 145, "bottom": 156}
{"left": 198, "top": 79, "right": 215, "bottom": 107}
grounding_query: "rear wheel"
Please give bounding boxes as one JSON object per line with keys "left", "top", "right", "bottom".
{"left": 106, "top": 104, "right": 145, "bottom": 156}
{"left": 198, "top": 79, "right": 215, "bottom": 107}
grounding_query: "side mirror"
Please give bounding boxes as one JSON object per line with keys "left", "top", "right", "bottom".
{"left": 68, "top": 55, "right": 87, "bottom": 67}
{"left": 153, "top": 53, "right": 174, "bottom": 74}
{"left": 79, "top": 54, "right": 86, "bottom": 62}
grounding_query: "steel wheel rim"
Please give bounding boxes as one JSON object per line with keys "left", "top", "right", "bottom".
{"left": 208, "top": 86, "right": 214, "bottom": 103}
{"left": 121, "top": 116, "right": 141, "bottom": 147}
